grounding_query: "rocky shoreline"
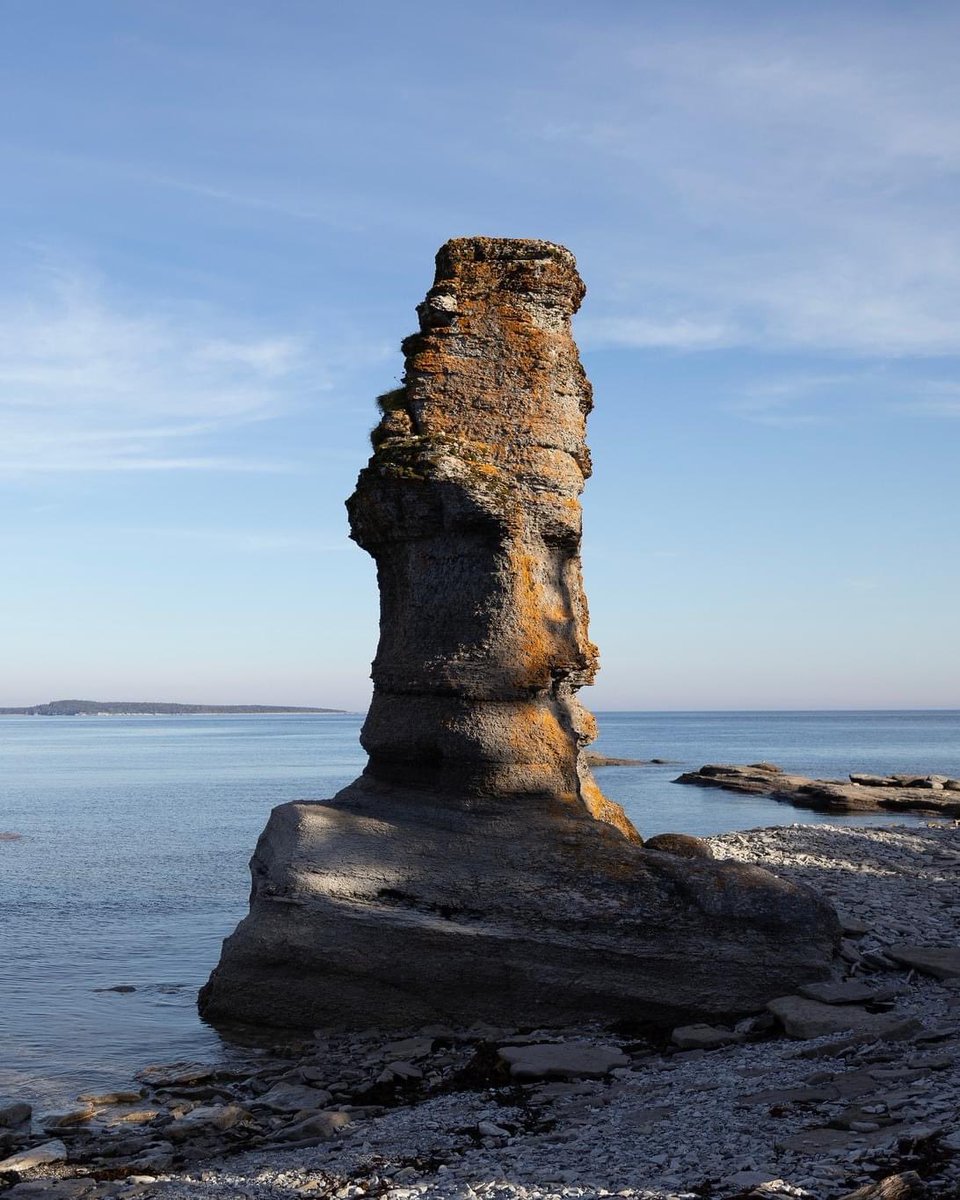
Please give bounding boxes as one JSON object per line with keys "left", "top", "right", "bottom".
{"left": 3, "top": 820, "right": 959, "bottom": 1200}
{"left": 676, "top": 764, "right": 960, "bottom": 819}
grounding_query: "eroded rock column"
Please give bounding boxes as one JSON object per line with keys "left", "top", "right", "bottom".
{"left": 349, "top": 237, "right": 632, "bottom": 835}
{"left": 199, "top": 238, "right": 838, "bottom": 1033}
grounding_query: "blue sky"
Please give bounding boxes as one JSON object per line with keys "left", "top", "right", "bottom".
{"left": 2, "top": 0, "right": 958, "bottom": 710}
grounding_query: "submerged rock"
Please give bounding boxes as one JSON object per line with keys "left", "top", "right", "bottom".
{"left": 200, "top": 237, "right": 837, "bottom": 1032}
{"left": 0, "top": 1103, "right": 31, "bottom": 1128}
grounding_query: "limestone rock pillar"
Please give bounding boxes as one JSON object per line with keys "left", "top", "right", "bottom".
{"left": 199, "top": 239, "right": 838, "bottom": 1032}
{"left": 349, "top": 237, "right": 631, "bottom": 835}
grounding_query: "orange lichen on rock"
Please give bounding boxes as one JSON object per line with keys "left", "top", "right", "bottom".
{"left": 347, "top": 237, "right": 633, "bottom": 834}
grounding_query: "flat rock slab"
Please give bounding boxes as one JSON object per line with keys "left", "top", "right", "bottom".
{"left": 886, "top": 944, "right": 960, "bottom": 979}
{"left": 0, "top": 1138, "right": 68, "bottom": 1172}
{"left": 768, "top": 995, "right": 918, "bottom": 1040}
{"left": 381, "top": 1036, "right": 435, "bottom": 1059}
{"left": 799, "top": 980, "right": 903, "bottom": 1005}
{"left": 670, "top": 1023, "right": 744, "bottom": 1049}
{"left": 497, "top": 1041, "right": 628, "bottom": 1080}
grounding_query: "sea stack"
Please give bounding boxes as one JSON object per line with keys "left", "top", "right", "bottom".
{"left": 200, "top": 238, "right": 837, "bottom": 1031}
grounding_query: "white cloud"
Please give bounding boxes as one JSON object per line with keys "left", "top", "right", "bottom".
{"left": 0, "top": 264, "right": 320, "bottom": 475}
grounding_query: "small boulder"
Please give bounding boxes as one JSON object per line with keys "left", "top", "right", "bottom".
{"left": 376, "top": 1061, "right": 423, "bottom": 1083}
{"left": 273, "top": 1110, "right": 352, "bottom": 1142}
{"left": 0, "top": 1103, "right": 31, "bottom": 1128}
{"left": 497, "top": 1041, "right": 628, "bottom": 1080}
{"left": 643, "top": 833, "right": 714, "bottom": 859}
{"left": 165, "top": 1103, "right": 247, "bottom": 1140}
{"left": 127, "top": 1143, "right": 174, "bottom": 1173}
{"left": 477, "top": 1120, "right": 510, "bottom": 1138}
{"left": 105, "top": 1107, "right": 164, "bottom": 1126}
{"left": 38, "top": 1106, "right": 95, "bottom": 1130}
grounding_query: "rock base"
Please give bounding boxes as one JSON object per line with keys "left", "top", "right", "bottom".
{"left": 199, "top": 776, "right": 838, "bottom": 1031}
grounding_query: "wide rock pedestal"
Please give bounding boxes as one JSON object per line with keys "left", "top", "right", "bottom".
{"left": 199, "top": 776, "right": 836, "bottom": 1030}
{"left": 200, "top": 237, "right": 837, "bottom": 1032}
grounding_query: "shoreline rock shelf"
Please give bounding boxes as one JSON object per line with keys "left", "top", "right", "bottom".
{"left": 3, "top": 821, "right": 959, "bottom": 1199}
{"left": 199, "top": 238, "right": 836, "bottom": 1033}
{"left": 676, "top": 762, "right": 960, "bottom": 817}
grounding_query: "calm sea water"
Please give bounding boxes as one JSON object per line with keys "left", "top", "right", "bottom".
{"left": 1, "top": 709, "right": 958, "bottom": 1109}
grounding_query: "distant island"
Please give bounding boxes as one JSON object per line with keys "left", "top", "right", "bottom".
{"left": 0, "top": 699, "right": 344, "bottom": 716}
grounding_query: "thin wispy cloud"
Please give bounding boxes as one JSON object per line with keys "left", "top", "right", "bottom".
{"left": 534, "top": 22, "right": 960, "bottom": 357}
{"left": 725, "top": 372, "right": 864, "bottom": 427}
{"left": 576, "top": 314, "right": 736, "bottom": 351}
{"left": 897, "top": 381, "right": 960, "bottom": 418}
{"left": 0, "top": 263, "right": 321, "bottom": 476}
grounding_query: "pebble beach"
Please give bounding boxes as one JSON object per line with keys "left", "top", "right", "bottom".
{"left": 3, "top": 819, "right": 959, "bottom": 1200}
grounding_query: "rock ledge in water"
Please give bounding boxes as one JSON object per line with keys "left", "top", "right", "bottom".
{"left": 677, "top": 763, "right": 960, "bottom": 817}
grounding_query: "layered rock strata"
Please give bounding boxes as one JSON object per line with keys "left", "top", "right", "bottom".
{"left": 677, "top": 763, "right": 960, "bottom": 817}
{"left": 200, "top": 237, "right": 837, "bottom": 1031}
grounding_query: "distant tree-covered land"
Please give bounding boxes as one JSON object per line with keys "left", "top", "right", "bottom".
{"left": 0, "top": 699, "right": 344, "bottom": 716}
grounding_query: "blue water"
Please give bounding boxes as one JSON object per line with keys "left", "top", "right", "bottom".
{"left": 1, "top": 710, "right": 957, "bottom": 1109}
